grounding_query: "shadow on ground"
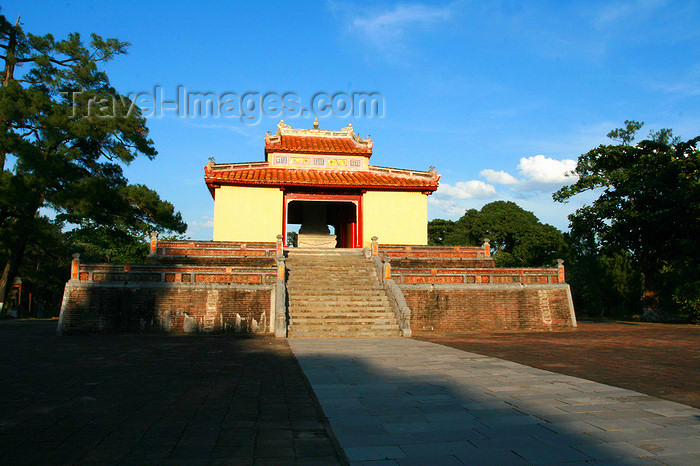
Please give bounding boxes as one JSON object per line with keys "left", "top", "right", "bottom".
{"left": 0, "top": 320, "right": 343, "bottom": 465}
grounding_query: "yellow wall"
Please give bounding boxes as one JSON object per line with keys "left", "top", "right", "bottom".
{"left": 213, "top": 186, "right": 283, "bottom": 242}
{"left": 362, "top": 191, "right": 428, "bottom": 247}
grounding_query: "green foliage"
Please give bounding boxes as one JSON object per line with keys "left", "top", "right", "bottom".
{"left": 0, "top": 14, "right": 187, "bottom": 312}
{"left": 428, "top": 201, "right": 566, "bottom": 267}
{"left": 564, "top": 230, "right": 643, "bottom": 318}
{"left": 554, "top": 121, "right": 700, "bottom": 320}
{"left": 427, "top": 218, "right": 456, "bottom": 246}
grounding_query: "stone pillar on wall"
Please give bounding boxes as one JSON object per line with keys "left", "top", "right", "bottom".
{"left": 557, "top": 259, "right": 565, "bottom": 283}
{"left": 275, "top": 235, "right": 288, "bottom": 337}
{"left": 70, "top": 253, "right": 80, "bottom": 280}
{"left": 149, "top": 232, "right": 158, "bottom": 256}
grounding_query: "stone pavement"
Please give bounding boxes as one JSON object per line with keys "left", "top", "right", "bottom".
{"left": 0, "top": 320, "right": 343, "bottom": 465}
{"left": 414, "top": 321, "right": 700, "bottom": 409}
{"left": 290, "top": 337, "right": 700, "bottom": 465}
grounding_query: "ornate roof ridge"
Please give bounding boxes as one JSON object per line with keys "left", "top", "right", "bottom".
{"left": 265, "top": 120, "right": 372, "bottom": 153}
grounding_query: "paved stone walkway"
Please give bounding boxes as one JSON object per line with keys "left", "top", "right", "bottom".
{"left": 0, "top": 320, "right": 343, "bottom": 465}
{"left": 290, "top": 337, "right": 700, "bottom": 465}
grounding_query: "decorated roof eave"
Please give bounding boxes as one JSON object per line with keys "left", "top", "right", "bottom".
{"left": 204, "top": 178, "right": 438, "bottom": 199}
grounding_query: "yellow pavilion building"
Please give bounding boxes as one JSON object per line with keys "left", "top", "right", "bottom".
{"left": 205, "top": 121, "right": 440, "bottom": 248}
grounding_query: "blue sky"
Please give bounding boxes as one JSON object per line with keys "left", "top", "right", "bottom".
{"left": 4, "top": 1, "right": 699, "bottom": 238}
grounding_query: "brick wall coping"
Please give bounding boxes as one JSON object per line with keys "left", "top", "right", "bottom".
{"left": 391, "top": 267, "right": 563, "bottom": 285}
{"left": 156, "top": 240, "right": 276, "bottom": 248}
{"left": 398, "top": 283, "right": 571, "bottom": 290}
{"left": 150, "top": 240, "right": 277, "bottom": 258}
{"left": 378, "top": 244, "right": 490, "bottom": 259}
{"left": 75, "top": 263, "right": 276, "bottom": 285}
{"left": 64, "top": 280, "right": 274, "bottom": 290}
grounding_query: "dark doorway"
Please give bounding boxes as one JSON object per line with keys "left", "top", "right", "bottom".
{"left": 286, "top": 200, "right": 358, "bottom": 248}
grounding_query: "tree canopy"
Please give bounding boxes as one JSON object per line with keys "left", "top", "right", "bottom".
{"left": 554, "top": 120, "right": 700, "bottom": 319}
{"left": 428, "top": 201, "right": 566, "bottom": 267}
{"left": 0, "top": 14, "right": 187, "bottom": 311}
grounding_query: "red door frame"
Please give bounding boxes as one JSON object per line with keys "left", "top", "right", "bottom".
{"left": 282, "top": 192, "right": 362, "bottom": 248}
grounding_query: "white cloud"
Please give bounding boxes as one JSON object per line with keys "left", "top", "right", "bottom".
{"left": 476, "top": 156, "right": 577, "bottom": 193}
{"left": 187, "top": 216, "right": 214, "bottom": 235}
{"left": 436, "top": 180, "right": 497, "bottom": 199}
{"left": 427, "top": 197, "right": 465, "bottom": 217}
{"left": 480, "top": 169, "right": 519, "bottom": 185}
{"left": 343, "top": 3, "right": 454, "bottom": 53}
{"left": 517, "top": 155, "right": 577, "bottom": 184}
{"left": 592, "top": 0, "right": 668, "bottom": 27}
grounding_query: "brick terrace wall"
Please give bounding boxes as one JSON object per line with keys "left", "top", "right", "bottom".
{"left": 374, "top": 242, "right": 575, "bottom": 332}
{"left": 402, "top": 284, "right": 576, "bottom": 332}
{"left": 58, "top": 245, "right": 280, "bottom": 335}
{"left": 58, "top": 281, "right": 274, "bottom": 335}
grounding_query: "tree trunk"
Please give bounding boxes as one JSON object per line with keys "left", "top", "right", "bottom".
{"left": 0, "top": 234, "right": 27, "bottom": 312}
{"left": 0, "top": 200, "right": 39, "bottom": 311}
{"left": 1, "top": 17, "right": 20, "bottom": 171}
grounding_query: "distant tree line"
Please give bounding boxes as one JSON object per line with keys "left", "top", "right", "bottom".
{"left": 2, "top": 15, "right": 698, "bottom": 323}
{"left": 430, "top": 121, "right": 699, "bottom": 323}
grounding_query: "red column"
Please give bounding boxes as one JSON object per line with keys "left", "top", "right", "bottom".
{"left": 357, "top": 198, "right": 363, "bottom": 248}
{"left": 282, "top": 194, "right": 288, "bottom": 246}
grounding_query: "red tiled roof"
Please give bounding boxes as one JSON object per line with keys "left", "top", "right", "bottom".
{"left": 265, "top": 135, "right": 372, "bottom": 156}
{"left": 204, "top": 165, "right": 439, "bottom": 195}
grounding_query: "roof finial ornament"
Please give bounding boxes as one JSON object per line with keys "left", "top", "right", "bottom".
{"left": 313, "top": 117, "right": 319, "bottom": 129}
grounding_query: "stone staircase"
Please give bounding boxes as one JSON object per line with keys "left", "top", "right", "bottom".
{"left": 285, "top": 249, "right": 401, "bottom": 337}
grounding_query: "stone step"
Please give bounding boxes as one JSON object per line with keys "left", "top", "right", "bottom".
{"left": 289, "top": 322, "right": 399, "bottom": 330}
{"left": 287, "top": 282, "right": 381, "bottom": 289}
{"left": 290, "top": 310, "right": 393, "bottom": 318}
{"left": 288, "top": 329, "right": 402, "bottom": 338}
{"left": 289, "top": 299, "right": 389, "bottom": 306}
{"left": 286, "top": 261, "right": 373, "bottom": 266}
{"left": 284, "top": 249, "right": 401, "bottom": 337}
{"left": 287, "top": 287, "right": 386, "bottom": 293}
{"left": 287, "top": 270, "right": 377, "bottom": 276}
{"left": 289, "top": 296, "right": 389, "bottom": 304}
{"left": 288, "top": 275, "right": 378, "bottom": 282}
{"left": 287, "top": 283, "right": 384, "bottom": 296}
{"left": 289, "top": 300, "right": 390, "bottom": 308}
{"left": 287, "top": 267, "right": 376, "bottom": 273}
{"left": 286, "top": 248, "right": 367, "bottom": 255}
{"left": 291, "top": 317, "right": 396, "bottom": 324}
{"left": 290, "top": 309, "right": 393, "bottom": 317}
{"left": 287, "top": 276, "right": 377, "bottom": 282}
{"left": 288, "top": 269, "right": 375, "bottom": 274}
{"left": 286, "top": 261, "right": 372, "bottom": 266}
{"left": 287, "top": 287, "right": 384, "bottom": 294}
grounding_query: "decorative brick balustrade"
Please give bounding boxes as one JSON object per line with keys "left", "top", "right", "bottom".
{"left": 378, "top": 244, "right": 490, "bottom": 259}
{"left": 390, "top": 266, "right": 563, "bottom": 285}
{"left": 151, "top": 239, "right": 277, "bottom": 258}
{"left": 74, "top": 263, "right": 276, "bottom": 285}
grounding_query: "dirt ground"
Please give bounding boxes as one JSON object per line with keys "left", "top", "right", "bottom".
{"left": 414, "top": 321, "right": 700, "bottom": 409}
